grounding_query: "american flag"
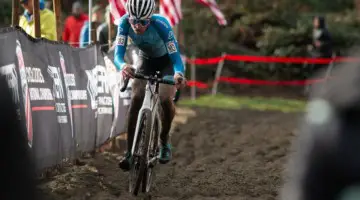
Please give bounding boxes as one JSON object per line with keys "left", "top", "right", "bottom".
{"left": 159, "top": 0, "right": 182, "bottom": 27}
{"left": 108, "top": 0, "right": 127, "bottom": 25}
{"left": 196, "top": 0, "right": 227, "bottom": 26}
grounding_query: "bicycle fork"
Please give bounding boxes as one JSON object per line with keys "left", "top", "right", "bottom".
{"left": 131, "top": 84, "right": 153, "bottom": 157}
{"left": 148, "top": 108, "right": 162, "bottom": 168}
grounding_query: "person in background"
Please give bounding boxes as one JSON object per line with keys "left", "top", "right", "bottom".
{"left": 62, "top": 1, "right": 88, "bottom": 47}
{"left": 79, "top": 5, "right": 104, "bottom": 48}
{"left": 307, "top": 16, "right": 333, "bottom": 70}
{"left": 304, "top": 15, "right": 334, "bottom": 95}
{"left": 19, "top": 0, "right": 57, "bottom": 41}
{"left": 96, "top": 5, "right": 118, "bottom": 52}
{"left": 45, "top": 0, "right": 52, "bottom": 10}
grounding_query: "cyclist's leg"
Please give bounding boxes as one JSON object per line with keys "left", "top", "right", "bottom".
{"left": 159, "top": 85, "right": 176, "bottom": 147}
{"left": 157, "top": 55, "right": 176, "bottom": 163}
{"left": 119, "top": 52, "right": 151, "bottom": 171}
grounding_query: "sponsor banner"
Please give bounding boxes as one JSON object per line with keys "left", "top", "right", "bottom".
{"left": 0, "top": 26, "right": 132, "bottom": 172}
{"left": 73, "top": 47, "right": 98, "bottom": 153}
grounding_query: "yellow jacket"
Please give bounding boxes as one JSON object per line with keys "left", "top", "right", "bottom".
{"left": 19, "top": 9, "right": 57, "bottom": 41}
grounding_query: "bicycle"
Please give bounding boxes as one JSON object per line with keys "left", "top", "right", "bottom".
{"left": 120, "top": 70, "right": 182, "bottom": 196}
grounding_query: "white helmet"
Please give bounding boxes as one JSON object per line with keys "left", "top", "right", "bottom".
{"left": 126, "top": 0, "right": 156, "bottom": 19}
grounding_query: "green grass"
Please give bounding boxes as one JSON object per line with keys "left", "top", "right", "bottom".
{"left": 179, "top": 94, "right": 306, "bottom": 113}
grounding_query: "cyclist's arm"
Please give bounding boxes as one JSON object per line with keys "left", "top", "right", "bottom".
{"left": 152, "top": 16, "right": 185, "bottom": 76}
{"left": 114, "top": 14, "right": 130, "bottom": 71}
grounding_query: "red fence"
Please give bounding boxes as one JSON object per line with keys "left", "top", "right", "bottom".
{"left": 183, "top": 54, "right": 360, "bottom": 90}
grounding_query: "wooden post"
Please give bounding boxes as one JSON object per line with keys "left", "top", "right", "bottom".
{"left": 12, "top": 0, "right": 20, "bottom": 26}
{"left": 53, "top": 0, "right": 61, "bottom": 41}
{"left": 33, "top": 0, "right": 40, "bottom": 38}
{"left": 212, "top": 52, "right": 226, "bottom": 96}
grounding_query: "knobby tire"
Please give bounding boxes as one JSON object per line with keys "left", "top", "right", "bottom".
{"left": 130, "top": 109, "right": 153, "bottom": 196}
{"left": 142, "top": 114, "right": 160, "bottom": 193}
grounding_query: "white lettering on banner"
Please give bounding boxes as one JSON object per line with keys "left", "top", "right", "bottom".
{"left": 47, "top": 66, "right": 65, "bottom": 99}
{"left": 29, "top": 88, "right": 54, "bottom": 100}
{"left": 65, "top": 74, "right": 76, "bottom": 86}
{"left": 26, "top": 67, "right": 45, "bottom": 83}
{"left": 69, "top": 90, "right": 87, "bottom": 100}
{"left": 57, "top": 116, "right": 68, "bottom": 123}
{"left": 85, "top": 65, "right": 112, "bottom": 110}
{"left": 55, "top": 103, "right": 67, "bottom": 113}
{"left": 0, "top": 64, "right": 20, "bottom": 104}
{"left": 98, "top": 107, "right": 113, "bottom": 114}
{"left": 97, "top": 68, "right": 109, "bottom": 94}
{"left": 85, "top": 69, "right": 98, "bottom": 109}
{"left": 16, "top": 40, "right": 33, "bottom": 148}
{"left": 98, "top": 96, "right": 113, "bottom": 106}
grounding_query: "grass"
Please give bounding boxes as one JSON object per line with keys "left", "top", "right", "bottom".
{"left": 179, "top": 94, "right": 306, "bottom": 113}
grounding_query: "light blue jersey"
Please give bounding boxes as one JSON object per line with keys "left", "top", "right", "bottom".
{"left": 114, "top": 14, "right": 185, "bottom": 75}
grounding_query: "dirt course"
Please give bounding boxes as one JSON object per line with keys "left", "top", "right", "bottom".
{"left": 37, "top": 106, "right": 302, "bottom": 200}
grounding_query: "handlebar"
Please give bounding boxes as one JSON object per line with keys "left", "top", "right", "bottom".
{"left": 120, "top": 73, "right": 183, "bottom": 92}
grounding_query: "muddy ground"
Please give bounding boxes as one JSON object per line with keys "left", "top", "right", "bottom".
{"left": 37, "top": 107, "right": 302, "bottom": 200}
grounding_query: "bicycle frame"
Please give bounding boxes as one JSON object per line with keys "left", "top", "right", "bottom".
{"left": 131, "top": 78, "right": 162, "bottom": 156}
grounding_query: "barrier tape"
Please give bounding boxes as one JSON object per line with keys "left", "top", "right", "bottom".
{"left": 184, "top": 54, "right": 346, "bottom": 88}
{"left": 187, "top": 76, "right": 328, "bottom": 88}
{"left": 186, "top": 54, "right": 360, "bottom": 65}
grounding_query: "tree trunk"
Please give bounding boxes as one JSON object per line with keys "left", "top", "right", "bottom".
{"left": 356, "top": 0, "right": 360, "bottom": 21}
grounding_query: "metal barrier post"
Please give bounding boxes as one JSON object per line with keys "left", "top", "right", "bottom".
{"left": 191, "top": 55, "right": 196, "bottom": 100}
{"left": 212, "top": 52, "right": 226, "bottom": 96}
{"left": 88, "top": 0, "right": 93, "bottom": 44}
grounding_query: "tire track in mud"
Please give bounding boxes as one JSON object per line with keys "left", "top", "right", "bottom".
{"left": 37, "top": 107, "right": 300, "bottom": 200}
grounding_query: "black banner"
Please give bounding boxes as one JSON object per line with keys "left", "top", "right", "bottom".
{"left": 0, "top": 26, "right": 131, "bottom": 172}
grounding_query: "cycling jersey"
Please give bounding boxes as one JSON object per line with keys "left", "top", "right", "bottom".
{"left": 114, "top": 14, "right": 185, "bottom": 76}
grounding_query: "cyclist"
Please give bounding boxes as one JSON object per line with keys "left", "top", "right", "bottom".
{"left": 114, "top": 0, "right": 187, "bottom": 171}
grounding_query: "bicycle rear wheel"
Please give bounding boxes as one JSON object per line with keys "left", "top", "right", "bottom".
{"left": 129, "top": 109, "right": 152, "bottom": 196}
{"left": 142, "top": 114, "right": 160, "bottom": 193}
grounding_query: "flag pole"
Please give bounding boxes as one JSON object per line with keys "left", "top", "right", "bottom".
{"left": 88, "top": 0, "right": 92, "bottom": 45}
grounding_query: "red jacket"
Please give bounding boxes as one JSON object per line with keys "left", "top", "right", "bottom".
{"left": 62, "top": 14, "right": 88, "bottom": 47}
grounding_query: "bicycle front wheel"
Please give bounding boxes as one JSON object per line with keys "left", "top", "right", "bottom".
{"left": 129, "top": 109, "right": 153, "bottom": 196}
{"left": 142, "top": 114, "right": 160, "bottom": 193}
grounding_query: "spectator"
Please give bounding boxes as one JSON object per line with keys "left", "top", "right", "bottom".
{"left": 309, "top": 16, "right": 333, "bottom": 59}
{"left": 19, "top": 0, "right": 57, "bottom": 41}
{"left": 96, "top": 5, "right": 117, "bottom": 52}
{"left": 62, "top": 1, "right": 88, "bottom": 47}
{"left": 79, "top": 5, "right": 104, "bottom": 48}
{"left": 45, "top": 0, "right": 52, "bottom": 10}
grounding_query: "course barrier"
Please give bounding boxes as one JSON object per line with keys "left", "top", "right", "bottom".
{"left": 186, "top": 54, "right": 360, "bottom": 65}
{"left": 183, "top": 52, "right": 359, "bottom": 97}
{"left": 0, "top": 26, "right": 132, "bottom": 172}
